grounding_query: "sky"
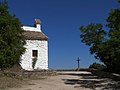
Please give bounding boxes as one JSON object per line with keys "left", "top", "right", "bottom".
{"left": 4, "top": 0, "right": 119, "bottom": 69}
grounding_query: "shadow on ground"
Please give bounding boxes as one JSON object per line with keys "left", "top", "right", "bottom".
{"left": 62, "top": 72, "right": 120, "bottom": 90}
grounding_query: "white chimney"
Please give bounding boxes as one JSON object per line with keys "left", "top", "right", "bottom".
{"left": 35, "top": 19, "right": 41, "bottom": 32}
{"left": 22, "top": 19, "right": 42, "bottom": 32}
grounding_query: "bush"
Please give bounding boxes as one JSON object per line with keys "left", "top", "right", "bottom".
{"left": 89, "top": 62, "right": 106, "bottom": 70}
{"left": 32, "top": 57, "right": 37, "bottom": 69}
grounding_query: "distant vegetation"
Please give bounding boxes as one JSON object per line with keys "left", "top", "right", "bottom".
{"left": 80, "top": 1, "right": 120, "bottom": 74}
{"left": 89, "top": 62, "right": 106, "bottom": 70}
{"left": 0, "top": 1, "right": 26, "bottom": 70}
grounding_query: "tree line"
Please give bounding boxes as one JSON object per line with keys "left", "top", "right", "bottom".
{"left": 80, "top": 1, "right": 120, "bottom": 74}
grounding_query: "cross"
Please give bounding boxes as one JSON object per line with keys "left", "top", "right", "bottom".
{"left": 77, "top": 57, "right": 80, "bottom": 69}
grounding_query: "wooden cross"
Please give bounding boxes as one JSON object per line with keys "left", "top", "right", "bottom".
{"left": 77, "top": 57, "right": 80, "bottom": 69}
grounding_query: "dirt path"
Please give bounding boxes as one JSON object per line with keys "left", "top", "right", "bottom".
{"left": 9, "top": 71, "right": 120, "bottom": 90}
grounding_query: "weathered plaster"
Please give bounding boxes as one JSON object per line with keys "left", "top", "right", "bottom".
{"left": 20, "top": 19, "right": 48, "bottom": 71}
{"left": 22, "top": 24, "right": 41, "bottom": 32}
{"left": 20, "top": 40, "right": 48, "bottom": 70}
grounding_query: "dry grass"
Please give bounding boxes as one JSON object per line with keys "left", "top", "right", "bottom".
{"left": 0, "top": 65, "right": 27, "bottom": 90}
{"left": 0, "top": 65, "right": 56, "bottom": 90}
{"left": 0, "top": 75, "right": 29, "bottom": 90}
{"left": 0, "top": 74, "right": 48, "bottom": 90}
{"left": 0, "top": 71, "right": 54, "bottom": 90}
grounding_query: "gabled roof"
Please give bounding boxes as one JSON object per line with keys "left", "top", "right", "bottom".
{"left": 22, "top": 31, "right": 48, "bottom": 40}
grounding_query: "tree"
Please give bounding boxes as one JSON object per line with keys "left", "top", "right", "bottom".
{"left": 80, "top": 1, "right": 120, "bottom": 73}
{"left": 0, "top": 1, "right": 26, "bottom": 70}
{"left": 89, "top": 62, "right": 106, "bottom": 70}
{"left": 80, "top": 24, "right": 106, "bottom": 56}
{"left": 105, "top": 7, "right": 120, "bottom": 73}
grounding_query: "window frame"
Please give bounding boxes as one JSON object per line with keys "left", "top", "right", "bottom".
{"left": 32, "top": 50, "right": 38, "bottom": 57}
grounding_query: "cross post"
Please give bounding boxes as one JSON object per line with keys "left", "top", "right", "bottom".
{"left": 77, "top": 57, "right": 80, "bottom": 69}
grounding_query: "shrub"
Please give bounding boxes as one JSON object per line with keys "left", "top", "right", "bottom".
{"left": 32, "top": 57, "right": 37, "bottom": 69}
{"left": 89, "top": 62, "right": 106, "bottom": 70}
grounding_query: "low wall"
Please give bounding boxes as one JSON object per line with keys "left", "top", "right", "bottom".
{"left": 0, "top": 69, "right": 56, "bottom": 79}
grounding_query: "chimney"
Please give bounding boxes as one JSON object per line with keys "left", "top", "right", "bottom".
{"left": 35, "top": 19, "right": 41, "bottom": 32}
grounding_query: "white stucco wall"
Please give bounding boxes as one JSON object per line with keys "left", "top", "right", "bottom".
{"left": 20, "top": 40, "right": 48, "bottom": 70}
{"left": 22, "top": 24, "right": 41, "bottom": 32}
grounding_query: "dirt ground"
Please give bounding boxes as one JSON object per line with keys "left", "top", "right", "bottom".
{"left": 9, "top": 71, "right": 120, "bottom": 90}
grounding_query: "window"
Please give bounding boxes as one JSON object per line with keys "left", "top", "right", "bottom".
{"left": 32, "top": 50, "right": 38, "bottom": 57}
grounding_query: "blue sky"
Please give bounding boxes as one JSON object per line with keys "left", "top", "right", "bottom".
{"left": 6, "top": 0, "right": 119, "bottom": 69}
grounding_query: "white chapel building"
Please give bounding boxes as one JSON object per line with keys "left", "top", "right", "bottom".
{"left": 20, "top": 19, "right": 48, "bottom": 70}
